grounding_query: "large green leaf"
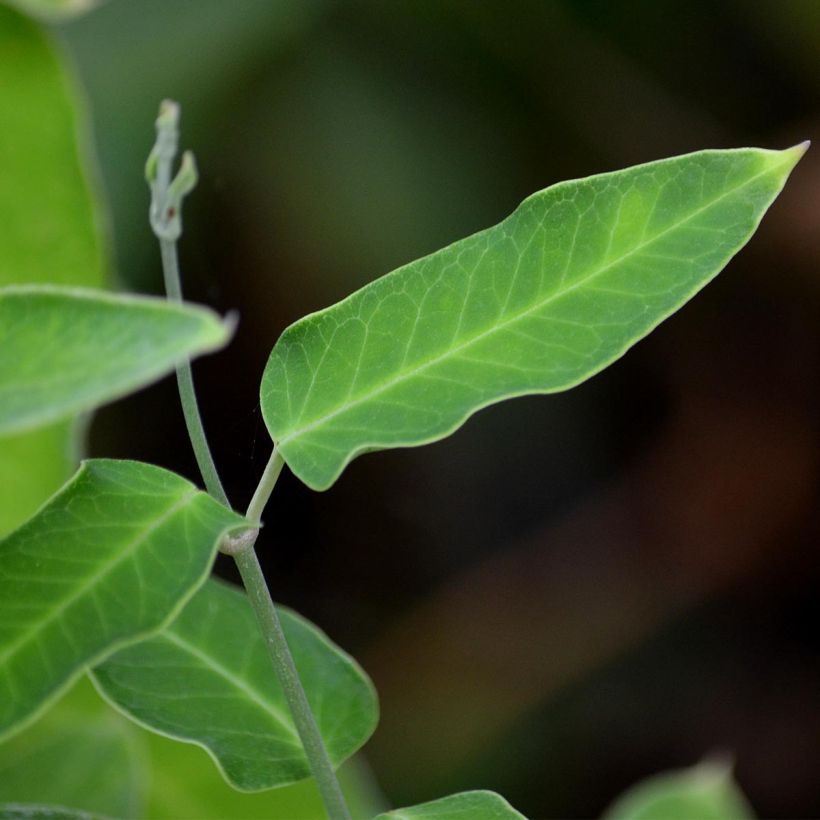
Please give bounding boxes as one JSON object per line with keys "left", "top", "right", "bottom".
{"left": 0, "top": 6, "right": 108, "bottom": 535}
{"left": 261, "top": 145, "right": 805, "bottom": 489}
{"left": 376, "top": 790, "right": 526, "bottom": 820}
{"left": 602, "top": 760, "right": 754, "bottom": 820}
{"left": 0, "top": 286, "right": 231, "bottom": 436}
{"left": 0, "top": 459, "right": 247, "bottom": 742}
{"left": 91, "top": 577, "right": 379, "bottom": 791}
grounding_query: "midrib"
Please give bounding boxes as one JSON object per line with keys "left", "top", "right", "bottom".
{"left": 0, "top": 488, "right": 198, "bottom": 668}
{"left": 279, "top": 160, "right": 779, "bottom": 446}
{"left": 161, "top": 629, "right": 300, "bottom": 743}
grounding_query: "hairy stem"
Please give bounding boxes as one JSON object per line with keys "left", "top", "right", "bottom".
{"left": 159, "top": 237, "right": 229, "bottom": 507}
{"left": 234, "top": 519, "right": 351, "bottom": 820}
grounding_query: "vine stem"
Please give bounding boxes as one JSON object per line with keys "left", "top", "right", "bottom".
{"left": 235, "top": 451, "right": 351, "bottom": 820}
{"left": 159, "top": 238, "right": 229, "bottom": 508}
{"left": 149, "top": 101, "right": 351, "bottom": 820}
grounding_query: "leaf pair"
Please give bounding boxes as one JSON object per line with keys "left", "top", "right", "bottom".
{"left": 0, "top": 460, "right": 378, "bottom": 792}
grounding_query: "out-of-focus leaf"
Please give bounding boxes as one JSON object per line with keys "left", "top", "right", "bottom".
{"left": 0, "top": 286, "right": 232, "bottom": 435}
{"left": 603, "top": 759, "right": 754, "bottom": 820}
{"left": 0, "top": 674, "right": 384, "bottom": 820}
{"left": 0, "top": 459, "right": 247, "bottom": 742}
{"left": 0, "top": 677, "right": 144, "bottom": 818}
{"left": 261, "top": 145, "right": 805, "bottom": 490}
{"left": 376, "top": 790, "right": 526, "bottom": 820}
{"left": 1, "top": 0, "right": 105, "bottom": 22}
{"left": 0, "top": 5, "right": 107, "bottom": 535}
{"left": 92, "top": 578, "right": 379, "bottom": 791}
{"left": 0, "top": 805, "right": 107, "bottom": 819}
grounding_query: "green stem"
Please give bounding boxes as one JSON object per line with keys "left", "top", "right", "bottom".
{"left": 159, "top": 237, "right": 230, "bottom": 508}
{"left": 148, "top": 101, "right": 349, "bottom": 819}
{"left": 234, "top": 528, "right": 351, "bottom": 820}
{"left": 235, "top": 448, "right": 351, "bottom": 819}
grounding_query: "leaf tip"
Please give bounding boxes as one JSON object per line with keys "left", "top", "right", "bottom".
{"left": 792, "top": 139, "right": 811, "bottom": 157}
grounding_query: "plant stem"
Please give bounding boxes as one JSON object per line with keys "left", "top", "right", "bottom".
{"left": 148, "top": 101, "right": 349, "bottom": 819}
{"left": 235, "top": 538, "right": 351, "bottom": 820}
{"left": 235, "top": 447, "right": 351, "bottom": 820}
{"left": 246, "top": 446, "right": 285, "bottom": 522}
{"left": 159, "top": 237, "right": 230, "bottom": 508}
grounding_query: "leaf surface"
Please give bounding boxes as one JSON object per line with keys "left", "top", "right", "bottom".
{"left": 603, "top": 760, "right": 754, "bottom": 820}
{"left": 92, "top": 578, "right": 378, "bottom": 791}
{"left": 0, "top": 287, "right": 231, "bottom": 436}
{"left": 261, "top": 145, "right": 805, "bottom": 489}
{"left": 0, "top": 673, "right": 382, "bottom": 820}
{"left": 2, "top": 1, "right": 106, "bottom": 21}
{"left": 0, "top": 6, "right": 108, "bottom": 535}
{"left": 376, "top": 790, "right": 526, "bottom": 820}
{"left": 0, "top": 459, "right": 246, "bottom": 741}
{"left": 0, "top": 676, "right": 142, "bottom": 818}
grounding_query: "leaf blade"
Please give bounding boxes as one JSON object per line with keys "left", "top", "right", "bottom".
{"left": 261, "top": 145, "right": 805, "bottom": 489}
{"left": 91, "top": 578, "right": 379, "bottom": 792}
{"left": 603, "top": 759, "right": 754, "bottom": 820}
{"left": 0, "top": 5, "right": 109, "bottom": 535}
{"left": 0, "top": 286, "right": 231, "bottom": 436}
{"left": 375, "top": 790, "right": 526, "bottom": 820}
{"left": 0, "top": 459, "right": 246, "bottom": 742}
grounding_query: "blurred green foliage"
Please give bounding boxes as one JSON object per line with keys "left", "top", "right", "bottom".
{"left": 1, "top": 0, "right": 818, "bottom": 817}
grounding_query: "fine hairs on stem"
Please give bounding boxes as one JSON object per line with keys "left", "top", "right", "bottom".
{"left": 146, "top": 100, "right": 351, "bottom": 820}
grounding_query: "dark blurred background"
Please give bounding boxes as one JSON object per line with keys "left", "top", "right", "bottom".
{"left": 58, "top": 1, "right": 820, "bottom": 817}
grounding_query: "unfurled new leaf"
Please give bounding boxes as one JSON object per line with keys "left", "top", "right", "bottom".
{"left": 0, "top": 287, "right": 232, "bottom": 436}
{"left": 376, "top": 790, "right": 526, "bottom": 820}
{"left": 261, "top": 145, "right": 805, "bottom": 489}
{"left": 0, "top": 460, "right": 247, "bottom": 741}
{"left": 92, "top": 578, "right": 378, "bottom": 792}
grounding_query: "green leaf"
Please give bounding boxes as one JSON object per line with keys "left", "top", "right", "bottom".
{"left": 91, "top": 577, "right": 379, "bottom": 791}
{"left": 0, "top": 677, "right": 143, "bottom": 818}
{"left": 261, "top": 145, "right": 806, "bottom": 489}
{"left": 143, "top": 735, "right": 384, "bottom": 820}
{"left": 0, "top": 7, "right": 106, "bottom": 291}
{"left": 0, "top": 806, "right": 107, "bottom": 820}
{"left": 0, "top": 421, "right": 78, "bottom": 539}
{"left": 376, "top": 790, "right": 526, "bottom": 820}
{"left": 602, "top": 759, "right": 754, "bottom": 820}
{"left": 0, "top": 286, "right": 232, "bottom": 436}
{"left": 0, "top": 459, "right": 247, "bottom": 742}
{"left": 0, "top": 0, "right": 105, "bottom": 22}
{"left": 0, "top": 6, "right": 108, "bottom": 535}
{"left": 0, "top": 673, "right": 383, "bottom": 820}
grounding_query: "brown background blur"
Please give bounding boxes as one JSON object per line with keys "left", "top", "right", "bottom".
{"left": 63, "top": 1, "right": 819, "bottom": 817}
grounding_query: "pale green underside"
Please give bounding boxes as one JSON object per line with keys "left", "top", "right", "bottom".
{"left": 92, "top": 578, "right": 378, "bottom": 791}
{"left": 0, "top": 286, "right": 231, "bottom": 435}
{"left": 603, "top": 760, "right": 754, "bottom": 820}
{"left": 262, "top": 146, "right": 803, "bottom": 490}
{"left": 0, "top": 5, "right": 107, "bottom": 535}
{"left": 376, "top": 790, "right": 526, "bottom": 820}
{"left": 0, "top": 459, "right": 246, "bottom": 742}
